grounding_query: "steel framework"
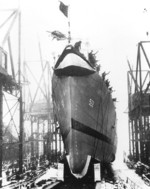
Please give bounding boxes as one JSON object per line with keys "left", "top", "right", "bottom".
{"left": 127, "top": 41, "right": 150, "bottom": 164}
{"left": 0, "top": 8, "right": 22, "bottom": 186}
{"left": 23, "top": 51, "right": 64, "bottom": 164}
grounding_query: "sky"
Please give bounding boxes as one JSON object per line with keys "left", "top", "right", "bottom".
{"left": 1, "top": 0, "right": 150, "bottom": 160}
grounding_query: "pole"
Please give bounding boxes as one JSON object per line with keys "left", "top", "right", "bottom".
{"left": 0, "top": 83, "right": 3, "bottom": 188}
{"left": 47, "top": 61, "right": 51, "bottom": 161}
{"left": 68, "top": 20, "right": 71, "bottom": 44}
{"left": 37, "top": 119, "right": 39, "bottom": 158}
{"left": 47, "top": 111, "right": 51, "bottom": 161}
{"left": 31, "top": 118, "right": 34, "bottom": 158}
{"left": 67, "top": 5, "right": 71, "bottom": 44}
{"left": 18, "top": 10, "right": 23, "bottom": 174}
{"left": 19, "top": 88, "right": 23, "bottom": 174}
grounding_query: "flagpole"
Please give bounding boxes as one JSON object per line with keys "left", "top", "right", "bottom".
{"left": 59, "top": 1, "right": 71, "bottom": 43}
{"left": 68, "top": 5, "right": 71, "bottom": 44}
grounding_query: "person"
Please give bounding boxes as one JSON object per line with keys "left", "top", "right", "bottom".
{"left": 74, "top": 41, "right": 87, "bottom": 60}
{"left": 96, "top": 64, "right": 100, "bottom": 72}
{"left": 88, "top": 50, "right": 100, "bottom": 72}
{"left": 74, "top": 41, "right": 81, "bottom": 52}
{"left": 88, "top": 50, "right": 97, "bottom": 65}
{"left": 45, "top": 159, "right": 49, "bottom": 167}
{"left": 105, "top": 79, "right": 110, "bottom": 87}
{"left": 6, "top": 169, "right": 10, "bottom": 181}
{"left": 102, "top": 71, "right": 110, "bottom": 80}
{"left": 102, "top": 72, "right": 106, "bottom": 80}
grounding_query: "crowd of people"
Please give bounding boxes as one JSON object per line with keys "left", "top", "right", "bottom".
{"left": 3, "top": 155, "right": 50, "bottom": 183}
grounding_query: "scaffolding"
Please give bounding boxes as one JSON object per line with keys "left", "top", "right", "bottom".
{"left": 0, "top": 7, "right": 64, "bottom": 187}
{"left": 0, "top": 8, "right": 22, "bottom": 186}
{"left": 23, "top": 54, "right": 64, "bottom": 164}
{"left": 127, "top": 41, "right": 150, "bottom": 164}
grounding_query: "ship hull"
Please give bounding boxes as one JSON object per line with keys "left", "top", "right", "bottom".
{"left": 52, "top": 73, "right": 117, "bottom": 177}
{"left": 52, "top": 45, "right": 117, "bottom": 178}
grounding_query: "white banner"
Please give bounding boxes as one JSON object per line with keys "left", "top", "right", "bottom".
{"left": 57, "top": 163, "right": 64, "bottom": 181}
{"left": 94, "top": 163, "right": 101, "bottom": 182}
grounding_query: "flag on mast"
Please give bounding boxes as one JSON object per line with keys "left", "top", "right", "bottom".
{"left": 59, "top": 1, "right": 68, "bottom": 17}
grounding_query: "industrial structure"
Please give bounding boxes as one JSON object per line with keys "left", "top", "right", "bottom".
{"left": 23, "top": 58, "right": 64, "bottom": 163}
{"left": 0, "top": 8, "right": 22, "bottom": 187}
{"left": 0, "top": 7, "right": 64, "bottom": 188}
{"left": 127, "top": 41, "right": 150, "bottom": 165}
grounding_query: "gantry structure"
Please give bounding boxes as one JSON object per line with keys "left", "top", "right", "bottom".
{"left": 0, "top": 8, "right": 22, "bottom": 186}
{"left": 0, "top": 7, "right": 64, "bottom": 187}
{"left": 127, "top": 41, "right": 150, "bottom": 164}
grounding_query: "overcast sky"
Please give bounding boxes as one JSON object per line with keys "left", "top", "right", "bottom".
{"left": 1, "top": 0, "right": 150, "bottom": 158}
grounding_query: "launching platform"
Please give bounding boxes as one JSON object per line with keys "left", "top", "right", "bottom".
{"left": 2, "top": 161, "right": 150, "bottom": 189}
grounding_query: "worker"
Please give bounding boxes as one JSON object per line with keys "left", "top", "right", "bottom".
{"left": 74, "top": 41, "right": 82, "bottom": 52}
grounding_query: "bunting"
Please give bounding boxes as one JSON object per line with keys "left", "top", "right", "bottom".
{"left": 59, "top": 1, "right": 68, "bottom": 17}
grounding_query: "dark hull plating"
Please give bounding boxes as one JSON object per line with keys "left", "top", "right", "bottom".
{"left": 52, "top": 46, "right": 117, "bottom": 178}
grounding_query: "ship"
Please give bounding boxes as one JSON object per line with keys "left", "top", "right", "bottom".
{"left": 52, "top": 43, "right": 117, "bottom": 179}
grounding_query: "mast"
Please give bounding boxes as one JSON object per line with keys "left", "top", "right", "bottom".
{"left": 59, "top": 1, "right": 71, "bottom": 44}
{"left": 67, "top": 5, "right": 71, "bottom": 44}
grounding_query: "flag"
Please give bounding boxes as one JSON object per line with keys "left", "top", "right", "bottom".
{"left": 59, "top": 1, "right": 68, "bottom": 17}
{"left": 47, "top": 30, "right": 67, "bottom": 41}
